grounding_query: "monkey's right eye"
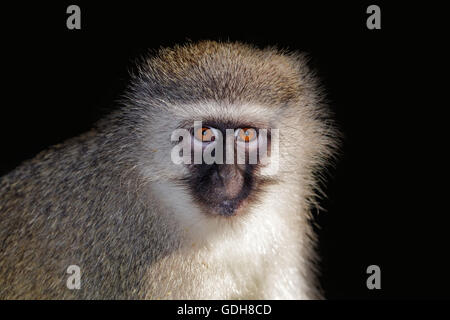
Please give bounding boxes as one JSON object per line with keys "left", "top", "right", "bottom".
{"left": 193, "top": 127, "right": 218, "bottom": 143}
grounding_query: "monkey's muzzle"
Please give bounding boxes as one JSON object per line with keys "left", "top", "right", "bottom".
{"left": 189, "top": 163, "right": 253, "bottom": 217}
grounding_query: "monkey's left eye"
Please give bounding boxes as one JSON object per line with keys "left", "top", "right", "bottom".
{"left": 236, "top": 128, "right": 257, "bottom": 143}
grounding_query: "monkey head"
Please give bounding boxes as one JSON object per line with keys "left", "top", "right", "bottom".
{"left": 124, "top": 41, "right": 336, "bottom": 223}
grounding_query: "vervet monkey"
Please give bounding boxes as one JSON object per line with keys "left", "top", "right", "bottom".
{"left": 0, "top": 41, "right": 338, "bottom": 299}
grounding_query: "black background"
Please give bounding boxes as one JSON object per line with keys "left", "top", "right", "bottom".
{"left": 0, "top": 1, "right": 447, "bottom": 300}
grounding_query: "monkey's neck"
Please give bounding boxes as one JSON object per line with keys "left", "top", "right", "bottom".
{"left": 147, "top": 180, "right": 317, "bottom": 299}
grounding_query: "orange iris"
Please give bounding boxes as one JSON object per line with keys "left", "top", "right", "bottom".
{"left": 195, "top": 127, "right": 215, "bottom": 142}
{"left": 238, "top": 128, "right": 256, "bottom": 142}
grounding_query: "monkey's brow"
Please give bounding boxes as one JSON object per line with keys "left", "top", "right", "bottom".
{"left": 176, "top": 119, "right": 271, "bottom": 130}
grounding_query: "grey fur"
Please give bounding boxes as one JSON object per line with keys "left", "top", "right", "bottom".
{"left": 0, "top": 41, "right": 339, "bottom": 299}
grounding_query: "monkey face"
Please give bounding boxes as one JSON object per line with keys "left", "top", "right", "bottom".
{"left": 129, "top": 41, "right": 334, "bottom": 221}
{"left": 175, "top": 120, "right": 275, "bottom": 217}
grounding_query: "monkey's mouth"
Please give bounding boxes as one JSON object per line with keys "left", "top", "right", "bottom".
{"left": 209, "top": 197, "right": 249, "bottom": 217}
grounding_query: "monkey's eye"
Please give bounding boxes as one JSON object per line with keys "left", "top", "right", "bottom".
{"left": 193, "top": 127, "right": 218, "bottom": 143}
{"left": 236, "top": 128, "right": 257, "bottom": 143}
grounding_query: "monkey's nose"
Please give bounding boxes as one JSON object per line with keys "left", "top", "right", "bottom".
{"left": 215, "top": 165, "right": 244, "bottom": 199}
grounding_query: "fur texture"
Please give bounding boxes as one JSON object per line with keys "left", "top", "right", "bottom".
{"left": 0, "top": 41, "right": 338, "bottom": 299}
